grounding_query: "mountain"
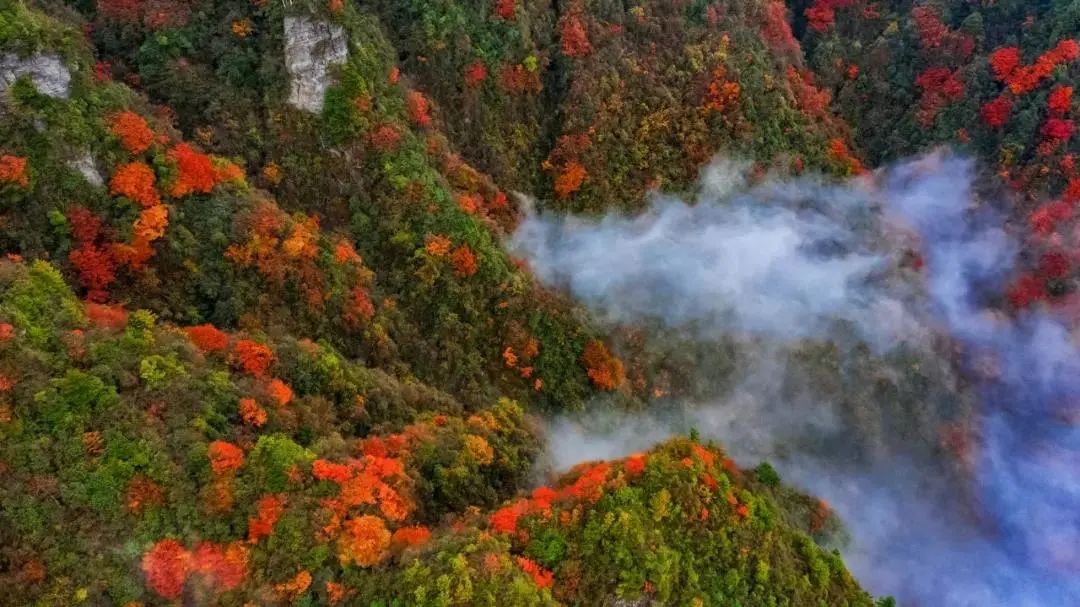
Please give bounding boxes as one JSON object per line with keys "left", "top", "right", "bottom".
{"left": 0, "top": 1, "right": 893, "bottom": 605}
{"left": 4, "top": 0, "right": 1077, "bottom": 605}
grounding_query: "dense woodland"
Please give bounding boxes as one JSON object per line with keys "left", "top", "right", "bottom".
{"left": 799, "top": 0, "right": 1080, "bottom": 313}
{"left": 0, "top": 0, "right": 1074, "bottom": 605}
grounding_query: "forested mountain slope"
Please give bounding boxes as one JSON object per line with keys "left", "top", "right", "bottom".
{"left": 0, "top": 258, "right": 876, "bottom": 604}
{"left": 0, "top": 1, "right": 891, "bottom": 605}
{"left": 799, "top": 0, "right": 1080, "bottom": 315}
{"left": 11, "top": 0, "right": 1078, "bottom": 605}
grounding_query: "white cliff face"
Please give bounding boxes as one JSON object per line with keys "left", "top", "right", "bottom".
{"left": 0, "top": 53, "right": 70, "bottom": 99}
{"left": 283, "top": 16, "right": 348, "bottom": 113}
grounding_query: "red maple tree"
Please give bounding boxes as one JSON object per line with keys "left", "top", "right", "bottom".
{"left": 142, "top": 539, "right": 191, "bottom": 599}
{"left": 560, "top": 12, "right": 591, "bottom": 57}
{"left": 185, "top": 324, "right": 230, "bottom": 352}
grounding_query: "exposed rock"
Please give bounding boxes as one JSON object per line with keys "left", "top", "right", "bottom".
{"left": 0, "top": 53, "right": 70, "bottom": 99}
{"left": 283, "top": 16, "right": 348, "bottom": 113}
{"left": 67, "top": 153, "right": 103, "bottom": 187}
{"left": 610, "top": 598, "right": 655, "bottom": 607}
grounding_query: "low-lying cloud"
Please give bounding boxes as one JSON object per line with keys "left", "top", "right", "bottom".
{"left": 515, "top": 159, "right": 929, "bottom": 351}
{"left": 512, "top": 152, "right": 1080, "bottom": 606}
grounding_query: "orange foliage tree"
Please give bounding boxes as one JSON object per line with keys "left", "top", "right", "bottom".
{"left": 0, "top": 154, "right": 29, "bottom": 187}
{"left": 275, "top": 570, "right": 312, "bottom": 600}
{"left": 493, "top": 0, "right": 514, "bottom": 21}
{"left": 344, "top": 286, "right": 376, "bottom": 325}
{"left": 561, "top": 461, "right": 610, "bottom": 502}
{"left": 185, "top": 324, "right": 230, "bottom": 352}
{"left": 334, "top": 240, "right": 361, "bottom": 264}
{"left": 337, "top": 515, "right": 391, "bottom": 567}
{"left": 126, "top": 475, "right": 165, "bottom": 514}
{"left": 826, "top": 138, "right": 865, "bottom": 175}
{"left": 231, "top": 339, "right": 275, "bottom": 377}
{"left": 248, "top": 494, "right": 287, "bottom": 543}
{"left": 85, "top": 302, "right": 128, "bottom": 329}
{"left": 981, "top": 94, "right": 1013, "bottom": 129}
{"left": 499, "top": 63, "right": 541, "bottom": 95}
{"left": 704, "top": 66, "right": 741, "bottom": 114}
{"left": 464, "top": 61, "right": 488, "bottom": 87}
{"left": 515, "top": 556, "right": 554, "bottom": 589}
{"left": 238, "top": 397, "right": 267, "bottom": 427}
{"left": 110, "top": 162, "right": 160, "bottom": 207}
{"left": 803, "top": 0, "right": 858, "bottom": 33}
{"left": 991, "top": 40, "right": 1080, "bottom": 95}
{"left": 457, "top": 192, "right": 482, "bottom": 214}
{"left": 1049, "top": 85, "right": 1074, "bottom": 115}
{"left": 369, "top": 124, "right": 403, "bottom": 152}
{"left": 489, "top": 500, "right": 525, "bottom": 533}
{"left": 424, "top": 234, "right": 452, "bottom": 257}
{"left": 391, "top": 525, "right": 431, "bottom": 547}
{"left": 624, "top": 453, "right": 647, "bottom": 477}
{"left": 406, "top": 90, "right": 432, "bottom": 127}
{"left": 326, "top": 580, "right": 350, "bottom": 604}
{"left": 191, "top": 541, "right": 249, "bottom": 591}
{"left": 560, "top": 11, "right": 591, "bottom": 57}
{"left": 142, "top": 539, "right": 191, "bottom": 599}
{"left": 69, "top": 245, "right": 117, "bottom": 302}
{"left": 167, "top": 143, "right": 218, "bottom": 197}
{"left": 989, "top": 47, "right": 1021, "bottom": 82}
{"left": 207, "top": 441, "right": 245, "bottom": 474}
{"left": 761, "top": 1, "right": 800, "bottom": 57}
{"left": 112, "top": 204, "right": 169, "bottom": 269}
{"left": 581, "top": 339, "right": 624, "bottom": 390}
{"left": 554, "top": 161, "right": 587, "bottom": 198}
{"left": 108, "top": 111, "right": 155, "bottom": 155}
{"left": 313, "top": 459, "right": 352, "bottom": 484}
{"left": 451, "top": 244, "right": 478, "bottom": 277}
{"left": 266, "top": 378, "right": 293, "bottom": 406}
{"left": 225, "top": 207, "right": 334, "bottom": 307}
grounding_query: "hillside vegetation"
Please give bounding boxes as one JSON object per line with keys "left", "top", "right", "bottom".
{"left": 800, "top": 0, "right": 1080, "bottom": 313}
{"left": 0, "top": 0, "right": 1017, "bottom": 604}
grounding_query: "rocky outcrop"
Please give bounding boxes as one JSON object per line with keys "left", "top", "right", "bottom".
{"left": 67, "top": 153, "right": 103, "bottom": 186}
{"left": 283, "top": 16, "right": 348, "bottom": 113}
{"left": 0, "top": 53, "right": 70, "bottom": 99}
{"left": 610, "top": 598, "right": 655, "bottom": 607}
